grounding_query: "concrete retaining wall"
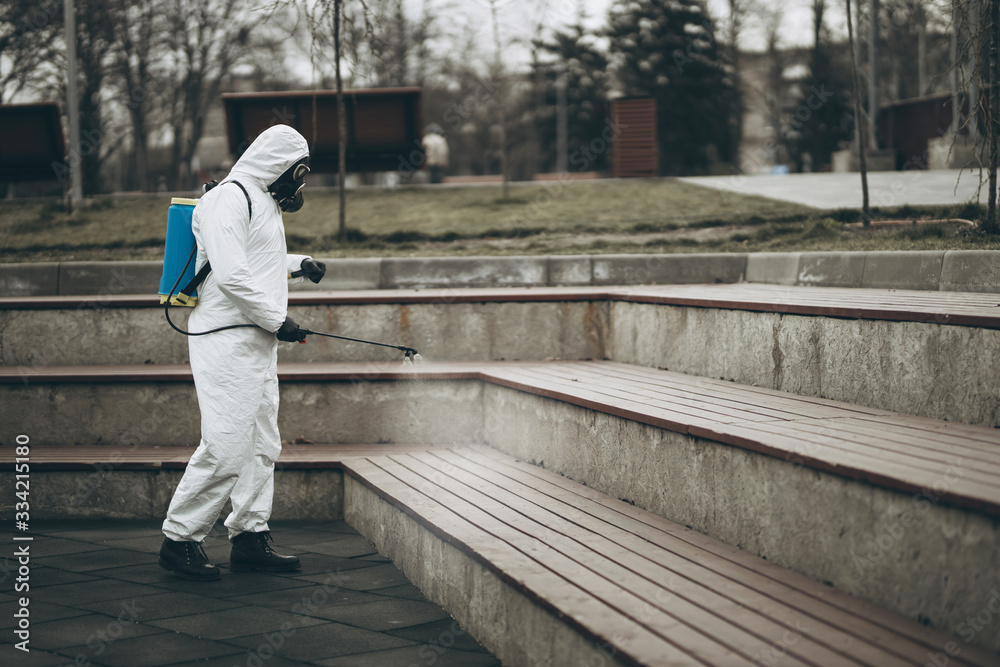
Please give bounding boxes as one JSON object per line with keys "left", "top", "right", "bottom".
{"left": 0, "top": 469, "right": 344, "bottom": 521}
{"left": 4, "top": 250, "right": 999, "bottom": 296}
{"left": 607, "top": 302, "right": 1000, "bottom": 428}
{"left": 6, "top": 294, "right": 1000, "bottom": 428}
{"left": 1, "top": 380, "right": 485, "bottom": 448}
{"left": 481, "top": 384, "right": 1000, "bottom": 654}
{"left": 0, "top": 301, "right": 609, "bottom": 367}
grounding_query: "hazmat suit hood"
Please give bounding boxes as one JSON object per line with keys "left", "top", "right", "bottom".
{"left": 228, "top": 125, "right": 309, "bottom": 191}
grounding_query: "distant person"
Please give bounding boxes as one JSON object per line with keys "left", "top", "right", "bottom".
{"left": 422, "top": 124, "right": 449, "bottom": 184}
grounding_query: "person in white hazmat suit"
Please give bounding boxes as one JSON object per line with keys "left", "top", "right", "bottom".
{"left": 159, "top": 125, "right": 326, "bottom": 581}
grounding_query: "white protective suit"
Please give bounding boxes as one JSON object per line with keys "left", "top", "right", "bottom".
{"left": 162, "top": 125, "right": 311, "bottom": 543}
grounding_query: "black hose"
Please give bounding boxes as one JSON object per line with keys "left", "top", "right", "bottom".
{"left": 165, "top": 251, "right": 416, "bottom": 356}
{"left": 163, "top": 246, "right": 259, "bottom": 337}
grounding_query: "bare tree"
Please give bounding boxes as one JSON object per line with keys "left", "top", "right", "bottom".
{"left": 73, "top": 0, "right": 117, "bottom": 195}
{"left": 954, "top": 0, "right": 1000, "bottom": 232}
{"left": 489, "top": 0, "right": 509, "bottom": 198}
{"left": 987, "top": 0, "right": 999, "bottom": 231}
{"left": 288, "top": 0, "right": 356, "bottom": 240}
{"left": 109, "top": 0, "right": 162, "bottom": 192}
{"left": 847, "top": 0, "right": 872, "bottom": 221}
{"left": 163, "top": 0, "right": 255, "bottom": 190}
{"left": 724, "top": 0, "right": 754, "bottom": 171}
{"left": 0, "top": 0, "right": 62, "bottom": 102}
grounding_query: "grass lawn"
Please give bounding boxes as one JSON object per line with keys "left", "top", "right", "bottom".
{"left": 1, "top": 179, "right": 998, "bottom": 263}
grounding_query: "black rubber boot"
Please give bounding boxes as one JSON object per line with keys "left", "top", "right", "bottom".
{"left": 158, "top": 538, "right": 221, "bottom": 581}
{"left": 230, "top": 531, "right": 301, "bottom": 572}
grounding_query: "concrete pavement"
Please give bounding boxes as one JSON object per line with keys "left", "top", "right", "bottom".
{"left": 680, "top": 169, "right": 989, "bottom": 209}
{"left": 1, "top": 520, "right": 498, "bottom": 666}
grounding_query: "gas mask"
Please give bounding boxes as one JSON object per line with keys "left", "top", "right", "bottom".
{"left": 268, "top": 157, "right": 309, "bottom": 213}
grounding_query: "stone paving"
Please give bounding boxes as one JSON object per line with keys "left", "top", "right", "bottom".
{"left": 1, "top": 520, "right": 500, "bottom": 667}
{"left": 680, "top": 168, "right": 988, "bottom": 209}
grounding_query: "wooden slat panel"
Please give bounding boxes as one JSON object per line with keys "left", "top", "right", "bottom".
{"left": 464, "top": 446, "right": 1000, "bottom": 667}
{"left": 695, "top": 422, "right": 1000, "bottom": 515}
{"left": 420, "top": 450, "right": 898, "bottom": 667}
{"left": 394, "top": 451, "right": 796, "bottom": 665}
{"left": 344, "top": 455, "right": 704, "bottom": 667}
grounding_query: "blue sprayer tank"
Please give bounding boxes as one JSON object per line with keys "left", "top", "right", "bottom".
{"left": 158, "top": 197, "right": 200, "bottom": 306}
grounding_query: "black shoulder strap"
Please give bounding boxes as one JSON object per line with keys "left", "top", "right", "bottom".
{"left": 179, "top": 180, "right": 253, "bottom": 298}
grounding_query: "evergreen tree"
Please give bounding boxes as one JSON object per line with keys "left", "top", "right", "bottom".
{"left": 532, "top": 25, "right": 612, "bottom": 173}
{"left": 607, "top": 0, "right": 736, "bottom": 175}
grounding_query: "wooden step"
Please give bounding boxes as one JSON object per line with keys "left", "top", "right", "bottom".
{"left": 343, "top": 445, "right": 1000, "bottom": 667}
{"left": 4, "top": 283, "right": 1000, "bottom": 327}
{"left": 5, "top": 360, "right": 999, "bottom": 517}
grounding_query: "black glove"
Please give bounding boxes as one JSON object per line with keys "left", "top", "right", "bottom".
{"left": 299, "top": 258, "right": 326, "bottom": 284}
{"left": 276, "top": 316, "right": 307, "bottom": 343}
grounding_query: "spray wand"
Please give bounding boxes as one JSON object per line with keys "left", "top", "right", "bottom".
{"left": 300, "top": 329, "right": 419, "bottom": 360}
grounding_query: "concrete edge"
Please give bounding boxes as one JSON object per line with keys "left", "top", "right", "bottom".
{"left": 2, "top": 251, "right": 999, "bottom": 296}
{"left": 344, "top": 474, "right": 632, "bottom": 667}
{"left": 0, "top": 469, "right": 344, "bottom": 520}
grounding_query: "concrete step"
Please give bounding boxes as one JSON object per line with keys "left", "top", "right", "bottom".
{"left": 0, "top": 289, "right": 609, "bottom": 366}
{"left": 8, "top": 441, "right": 999, "bottom": 663}
{"left": 344, "top": 446, "right": 1000, "bottom": 666}
{"left": 3, "top": 360, "right": 999, "bottom": 655}
{"left": 3, "top": 250, "right": 1000, "bottom": 297}
{"left": 4, "top": 283, "right": 1000, "bottom": 426}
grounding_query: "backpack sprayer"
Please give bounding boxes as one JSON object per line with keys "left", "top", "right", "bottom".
{"left": 157, "top": 192, "right": 419, "bottom": 360}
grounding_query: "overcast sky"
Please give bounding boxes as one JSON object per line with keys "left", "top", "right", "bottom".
{"left": 286, "top": 0, "right": 844, "bottom": 84}
{"left": 436, "top": 0, "right": 840, "bottom": 54}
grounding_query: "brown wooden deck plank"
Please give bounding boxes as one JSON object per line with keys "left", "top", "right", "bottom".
{"left": 489, "top": 365, "right": 780, "bottom": 425}
{"left": 345, "top": 455, "right": 705, "bottom": 667}
{"left": 751, "top": 420, "right": 1000, "bottom": 488}
{"left": 855, "top": 413, "right": 1000, "bottom": 446}
{"left": 5, "top": 283, "right": 1000, "bottom": 329}
{"left": 480, "top": 367, "right": 708, "bottom": 434}
{"left": 531, "top": 364, "right": 801, "bottom": 423}
{"left": 464, "top": 446, "right": 1000, "bottom": 667}
{"left": 424, "top": 449, "right": 905, "bottom": 667}
{"left": 786, "top": 418, "right": 1000, "bottom": 472}
{"left": 0, "top": 443, "right": 446, "bottom": 470}
{"left": 608, "top": 285, "right": 1000, "bottom": 329}
{"left": 696, "top": 422, "right": 1000, "bottom": 515}
{"left": 552, "top": 362, "right": 878, "bottom": 421}
{"left": 586, "top": 361, "right": 894, "bottom": 418}
{"left": 395, "top": 451, "right": 808, "bottom": 665}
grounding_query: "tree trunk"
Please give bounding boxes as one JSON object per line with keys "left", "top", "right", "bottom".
{"left": 847, "top": 0, "right": 871, "bottom": 222}
{"left": 490, "top": 1, "right": 509, "bottom": 199}
{"left": 987, "top": 0, "right": 1000, "bottom": 232}
{"left": 335, "top": 0, "right": 347, "bottom": 242}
